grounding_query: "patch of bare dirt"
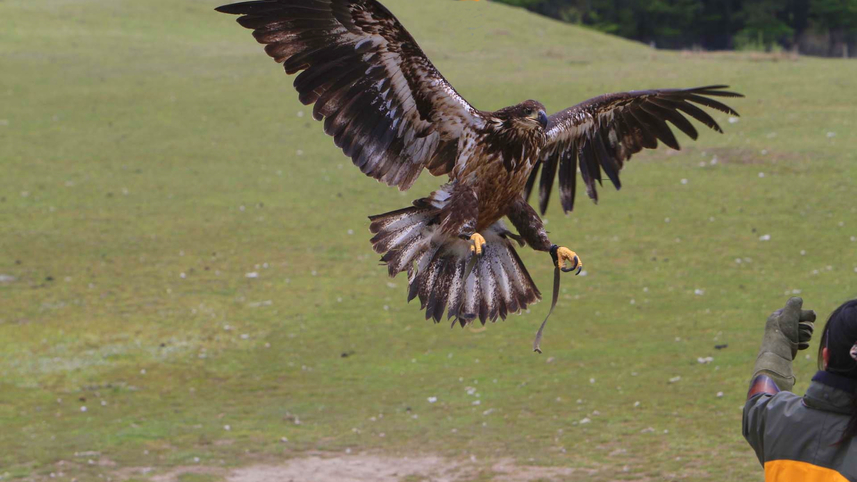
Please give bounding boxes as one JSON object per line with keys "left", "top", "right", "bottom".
{"left": 150, "top": 466, "right": 227, "bottom": 482}
{"left": 489, "top": 458, "right": 598, "bottom": 481}
{"left": 228, "top": 455, "right": 470, "bottom": 482}
{"left": 109, "top": 453, "right": 662, "bottom": 482}
{"left": 223, "top": 454, "right": 623, "bottom": 482}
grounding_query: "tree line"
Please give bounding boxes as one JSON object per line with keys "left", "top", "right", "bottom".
{"left": 492, "top": 0, "right": 857, "bottom": 57}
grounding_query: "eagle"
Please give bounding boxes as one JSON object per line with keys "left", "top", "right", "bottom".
{"left": 216, "top": 0, "right": 742, "bottom": 350}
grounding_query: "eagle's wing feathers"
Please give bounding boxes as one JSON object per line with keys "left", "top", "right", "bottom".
{"left": 217, "top": 0, "right": 484, "bottom": 190}
{"left": 527, "top": 86, "right": 743, "bottom": 214}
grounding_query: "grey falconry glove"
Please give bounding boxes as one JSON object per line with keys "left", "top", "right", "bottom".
{"left": 751, "top": 297, "right": 816, "bottom": 392}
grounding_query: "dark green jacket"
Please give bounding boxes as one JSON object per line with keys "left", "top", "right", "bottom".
{"left": 743, "top": 371, "right": 857, "bottom": 481}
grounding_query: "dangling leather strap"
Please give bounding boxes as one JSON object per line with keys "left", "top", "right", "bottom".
{"left": 532, "top": 260, "right": 561, "bottom": 354}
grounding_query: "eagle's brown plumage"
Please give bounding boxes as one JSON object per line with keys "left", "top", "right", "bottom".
{"left": 527, "top": 86, "right": 745, "bottom": 214}
{"left": 217, "top": 0, "right": 743, "bottom": 331}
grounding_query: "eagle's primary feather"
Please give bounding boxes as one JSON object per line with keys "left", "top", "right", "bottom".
{"left": 217, "top": 0, "right": 743, "bottom": 336}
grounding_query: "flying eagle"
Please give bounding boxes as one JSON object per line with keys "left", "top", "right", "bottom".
{"left": 217, "top": 0, "right": 742, "bottom": 350}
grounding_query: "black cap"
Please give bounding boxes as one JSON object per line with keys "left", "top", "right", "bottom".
{"left": 821, "top": 299, "right": 857, "bottom": 378}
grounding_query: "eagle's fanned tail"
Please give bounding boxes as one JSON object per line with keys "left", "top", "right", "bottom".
{"left": 369, "top": 204, "right": 541, "bottom": 325}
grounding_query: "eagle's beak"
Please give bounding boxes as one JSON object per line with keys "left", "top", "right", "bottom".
{"left": 538, "top": 110, "right": 548, "bottom": 129}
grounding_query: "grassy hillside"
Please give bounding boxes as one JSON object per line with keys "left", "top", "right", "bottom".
{"left": 1, "top": 0, "right": 856, "bottom": 480}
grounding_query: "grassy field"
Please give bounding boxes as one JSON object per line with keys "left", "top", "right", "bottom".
{"left": 1, "top": 0, "right": 856, "bottom": 480}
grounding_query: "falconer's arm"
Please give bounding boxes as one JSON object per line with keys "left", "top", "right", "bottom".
{"left": 747, "top": 297, "right": 816, "bottom": 396}
{"left": 743, "top": 297, "right": 816, "bottom": 464}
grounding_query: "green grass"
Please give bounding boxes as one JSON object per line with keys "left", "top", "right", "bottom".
{"left": 1, "top": 0, "right": 856, "bottom": 480}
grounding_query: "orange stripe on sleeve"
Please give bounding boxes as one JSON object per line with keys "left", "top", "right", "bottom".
{"left": 765, "top": 460, "right": 849, "bottom": 482}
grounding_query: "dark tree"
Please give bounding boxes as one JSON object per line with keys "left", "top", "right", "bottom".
{"left": 491, "top": 0, "right": 855, "bottom": 57}
{"left": 735, "top": 0, "right": 794, "bottom": 50}
{"left": 810, "top": 0, "right": 857, "bottom": 56}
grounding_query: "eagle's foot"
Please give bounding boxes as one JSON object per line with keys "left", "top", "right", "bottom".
{"left": 469, "top": 233, "right": 487, "bottom": 256}
{"left": 550, "top": 245, "right": 583, "bottom": 275}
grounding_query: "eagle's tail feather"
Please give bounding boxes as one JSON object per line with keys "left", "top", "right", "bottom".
{"left": 369, "top": 206, "right": 541, "bottom": 325}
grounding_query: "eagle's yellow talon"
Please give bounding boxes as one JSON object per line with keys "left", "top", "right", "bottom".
{"left": 556, "top": 247, "right": 583, "bottom": 274}
{"left": 469, "top": 233, "right": 487, "bottom": 256}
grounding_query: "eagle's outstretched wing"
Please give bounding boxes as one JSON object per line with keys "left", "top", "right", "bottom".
{"left": 217, "top": 0, "right": 484, "bottom": 190}
{"left": 525, "top": 86, "right": 743, "bottom": 214}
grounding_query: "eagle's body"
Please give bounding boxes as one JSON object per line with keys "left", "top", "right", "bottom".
{"left": 444, "top": 102, "right": 548, "bottom": 232}
{"left": 217, "top": 0, "right": 742, "bottom": 338}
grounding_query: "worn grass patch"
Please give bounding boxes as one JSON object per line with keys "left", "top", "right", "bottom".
{"left": 1, "top": 0, "right": 856, "bottom": 480}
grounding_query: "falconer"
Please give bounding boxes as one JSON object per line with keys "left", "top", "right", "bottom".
{"left": 744, "top": 297, "right": 857, "bottom": 481}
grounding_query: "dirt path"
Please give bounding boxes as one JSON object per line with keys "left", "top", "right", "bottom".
{"left": 230, "top": 455, "right": 466, "bottom": 482}
{"left": 140, "top": 454, "right": 605, "bottom": 482}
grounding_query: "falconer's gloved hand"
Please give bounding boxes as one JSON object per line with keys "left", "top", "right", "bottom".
{"left": 751, "top": 297, "right": 817, "bottom": 392}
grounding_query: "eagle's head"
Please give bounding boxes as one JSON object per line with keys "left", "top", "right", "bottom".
{"left": 496, "top": 100, "right": 549, "bottom": 131}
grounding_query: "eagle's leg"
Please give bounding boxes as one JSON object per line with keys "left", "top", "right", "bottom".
{"left": 436, "top": 182, "right": 483, "bottom": 253}
{"left": 507, "top": 197, "right": 583, "bottom": 274}
{"left": 468, "top": 233, "right": 487, "bottom": 255}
